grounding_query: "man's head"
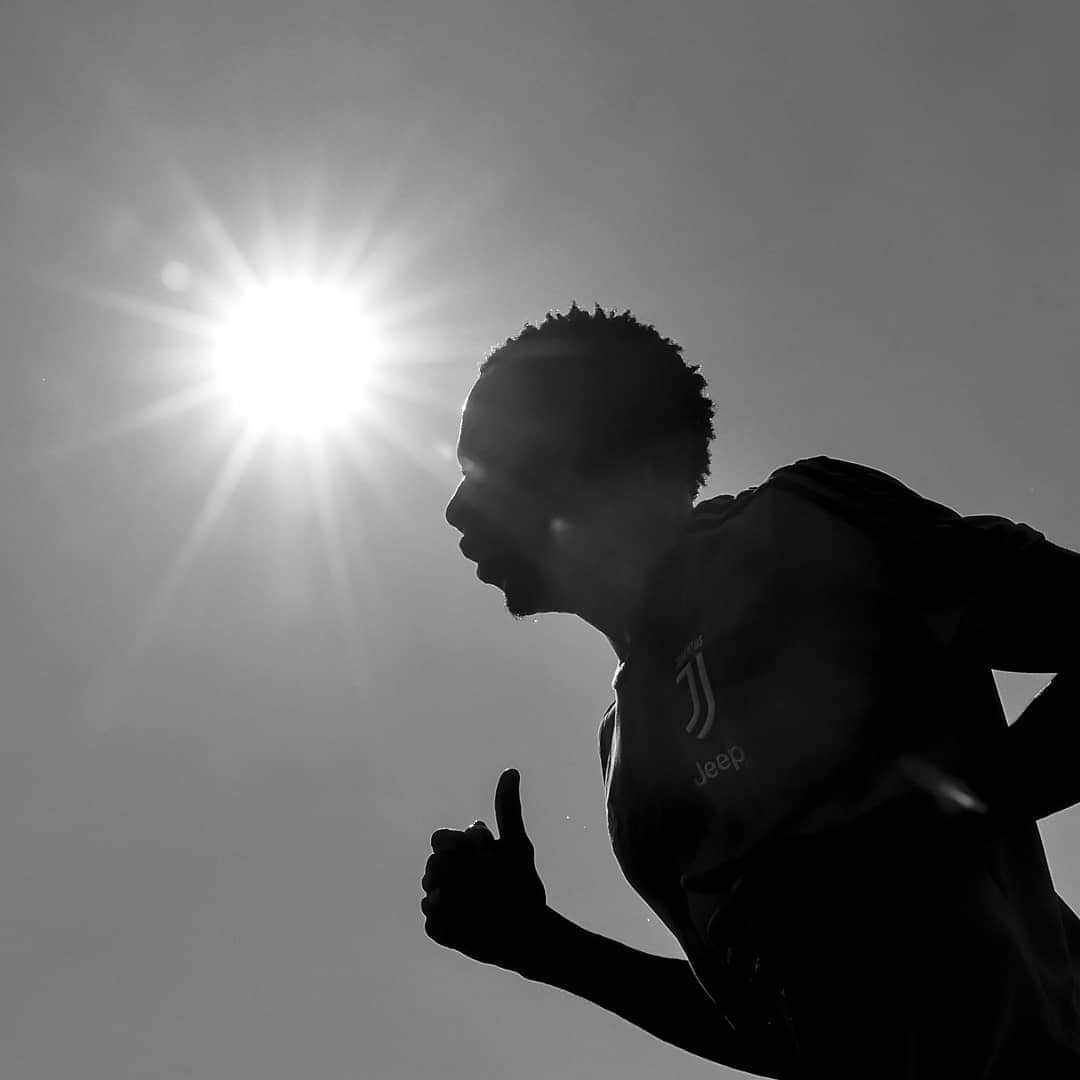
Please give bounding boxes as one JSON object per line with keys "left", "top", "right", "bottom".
{"left": 445, "top": 304, "right": 715, "bottom": 620}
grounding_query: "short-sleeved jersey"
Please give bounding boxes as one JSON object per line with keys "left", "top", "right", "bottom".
{"left": 599, "top": 456, "right": 1080, "bottom": 1078}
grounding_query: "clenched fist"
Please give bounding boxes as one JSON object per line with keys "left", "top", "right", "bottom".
{"left": 421, "top": 768, "right": 548, "bottom": 971}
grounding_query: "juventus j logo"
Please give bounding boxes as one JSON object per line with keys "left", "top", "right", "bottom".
{"left": 676, "top": 646, "right": 716, "bottom": 740}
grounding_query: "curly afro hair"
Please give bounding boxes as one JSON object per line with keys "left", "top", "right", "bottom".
{"left": 477, "top": 304, "right": 715, "bottom": 499}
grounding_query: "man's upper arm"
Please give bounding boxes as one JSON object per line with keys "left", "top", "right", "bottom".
{"left": 768, "top": 456, "right": 1080, "bottom": 673}
{"left": 954, "top": 523, "right": 1080, "bottom": 672}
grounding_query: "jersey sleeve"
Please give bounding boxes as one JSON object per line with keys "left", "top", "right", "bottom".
{"left": 768, "top": 456, "right": 1080, "bottom": 672}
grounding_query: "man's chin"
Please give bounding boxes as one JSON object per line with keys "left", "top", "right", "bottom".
{"left": 505, "top": 596, "right": 540, "bottom": 619}
{"left": 498, "top": 573, "right": 548, "bottom": 619}
{"left": 472, "top": 557, "right": 551, "bottom": 617}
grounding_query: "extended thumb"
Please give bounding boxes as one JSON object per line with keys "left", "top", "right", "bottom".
{"left": 494, "top": 767, "right": 529, "bottom": 847}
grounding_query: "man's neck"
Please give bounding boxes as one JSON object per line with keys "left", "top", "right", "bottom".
{"left": 578, "top": 513, "right": 694, "bottom": 663}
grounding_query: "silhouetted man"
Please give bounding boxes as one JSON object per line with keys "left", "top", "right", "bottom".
{"left": 422, "top": 304, "right": 1080, "bottom": 1077}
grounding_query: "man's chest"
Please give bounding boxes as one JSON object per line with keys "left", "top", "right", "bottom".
{"left": 604, "top": 552, "right": 923, "bottom": 881}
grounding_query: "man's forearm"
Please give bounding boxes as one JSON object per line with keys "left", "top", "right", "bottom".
{"left": 512, "top": 906, "right": 779, "bottom": 1078}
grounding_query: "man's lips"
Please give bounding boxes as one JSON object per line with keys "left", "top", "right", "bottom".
{"left": 459, "top": 538, "right": 489, "bottom": 570}
{"left": 459, "top": 539, "right": 505, "bottom": 583}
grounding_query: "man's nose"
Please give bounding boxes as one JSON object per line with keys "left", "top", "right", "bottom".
{"left": 444, "top": 481, "right": 466, "bottom": 531}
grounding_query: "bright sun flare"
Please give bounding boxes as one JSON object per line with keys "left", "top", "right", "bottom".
{"left": 213, "top": 277, "right": 379, "bottom": 437}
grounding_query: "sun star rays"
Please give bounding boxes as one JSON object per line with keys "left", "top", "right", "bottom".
{"left": 49, "top": 162, "right": 470, "bottom": 660}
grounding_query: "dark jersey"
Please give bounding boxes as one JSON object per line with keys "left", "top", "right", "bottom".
{"left": 598, "top": 457, "right": 1080, "bottom": 1078}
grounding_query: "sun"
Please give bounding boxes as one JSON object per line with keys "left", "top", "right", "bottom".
{"left": 212, "top": 276, "right": 380, "bottom": 437}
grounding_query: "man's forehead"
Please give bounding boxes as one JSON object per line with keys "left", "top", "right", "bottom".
{"left": 457, "top": 372, "right": 562, "bottom": 464}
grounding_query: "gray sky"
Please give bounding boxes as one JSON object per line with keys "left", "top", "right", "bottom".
{"left": 3, "top": 2, "right": 1079, "bottom": 1078}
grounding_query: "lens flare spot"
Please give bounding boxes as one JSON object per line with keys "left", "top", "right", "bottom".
{"left": 161, "top": 260, "right": 192, "bottom": 292}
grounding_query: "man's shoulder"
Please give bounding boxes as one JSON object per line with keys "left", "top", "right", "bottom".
{"left": 766, "top": 455, "right": 920, "bottom": 498}
{"left": 686, "top": 455, "right": 963, "bottom": 591}
{"left": 688, "top": 457, "right": 922, "bottom": 547}
{"left": 759, "top": 455, "right": 960, "bottom": 533}
{"left": 693, "top": 456, "right": 915, "bottom": 519}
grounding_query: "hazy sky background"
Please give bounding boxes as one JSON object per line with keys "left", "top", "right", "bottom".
{"left": 4, "top": 3, "right": 1080, "bottom": 1078}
